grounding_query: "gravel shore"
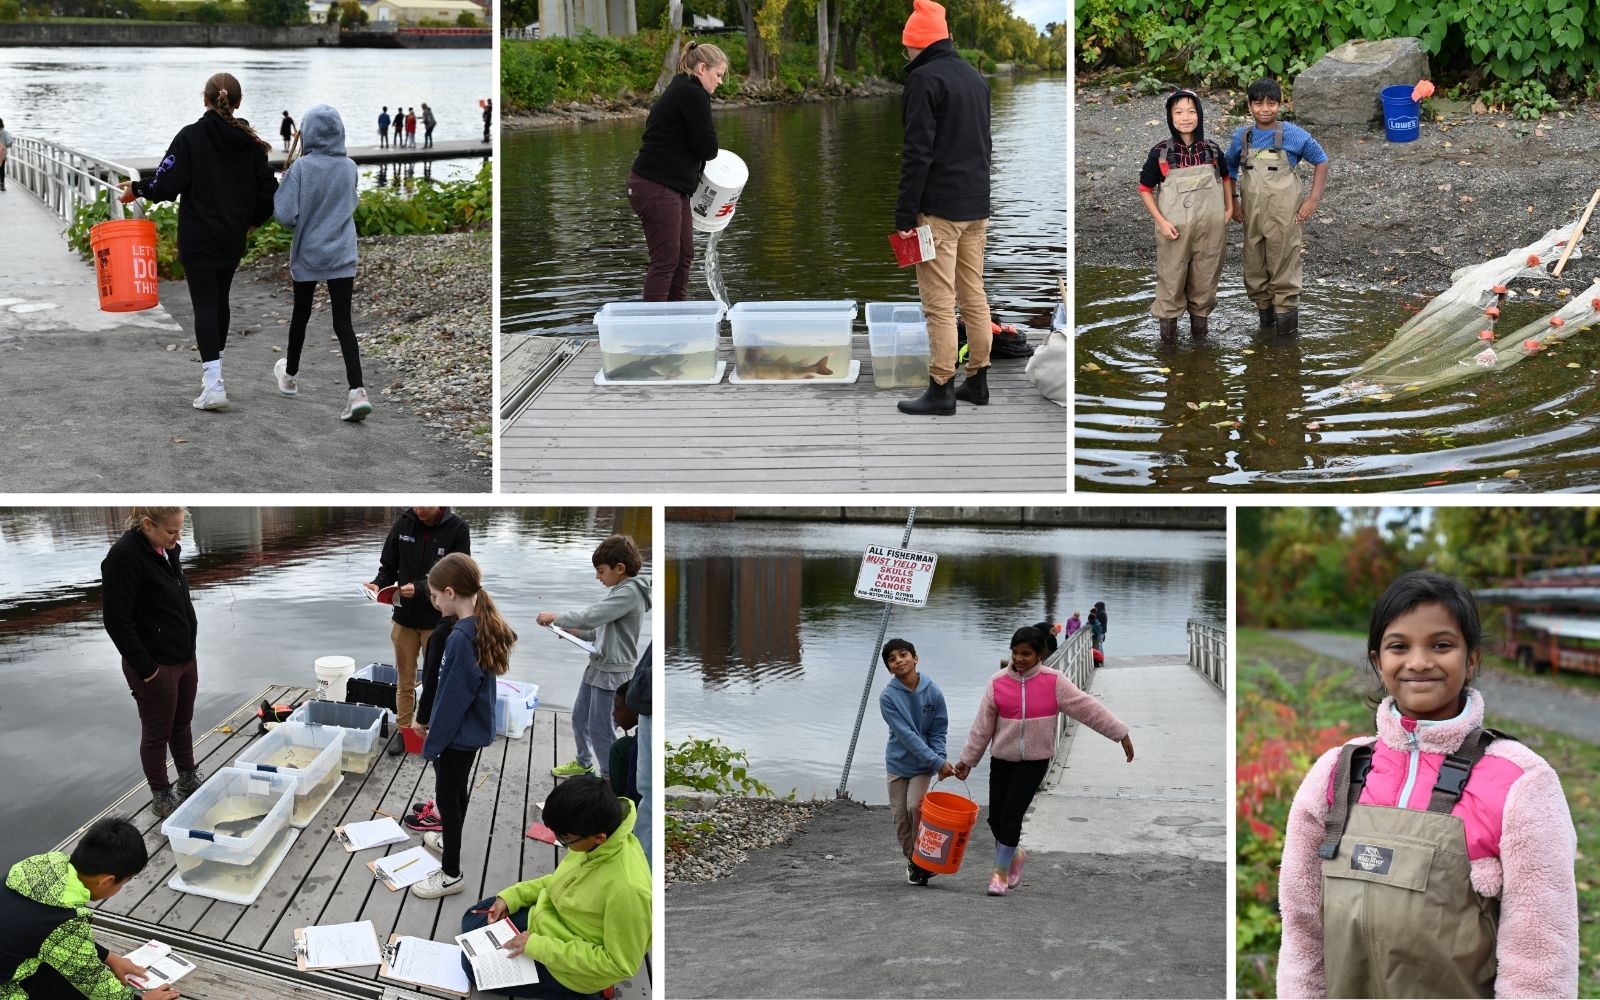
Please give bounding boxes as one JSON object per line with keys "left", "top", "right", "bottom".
{"left": 666, "top": 797, "right": 819, "bottom": 887}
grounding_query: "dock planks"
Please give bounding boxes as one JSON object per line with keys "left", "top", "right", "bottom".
{"left": 56, "top": 688, "right": 650, "bottom": 1000}
{"left": 500, "top": 334, "right": 1068, "bottom": 493}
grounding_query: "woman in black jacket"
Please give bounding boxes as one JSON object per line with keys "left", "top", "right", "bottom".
{"left": 100, "top": 507, "right": 201, "bottom": 819}
{"left": 119, "top": 72, "right": 278, "bottom": 413}
{"left": 627, "top": 41, "right": 727, "bottom": 301}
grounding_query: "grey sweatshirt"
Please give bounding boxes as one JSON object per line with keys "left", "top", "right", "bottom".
{"left": 556, "top": 576, "right": 652, "bottom": 690}
{"left": 273, "top": 104, "right": 357, "bottom": 282}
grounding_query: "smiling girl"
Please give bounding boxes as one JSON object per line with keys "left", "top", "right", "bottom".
{"left": 1276, "top": 571, "right": 1579, "bottom": 998}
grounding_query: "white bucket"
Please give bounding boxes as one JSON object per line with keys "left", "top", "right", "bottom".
{"left": 690, "top": 149, "right": 748, "bottom": 234}
{"left": 313, "top": 655, "right": 356, "bottom": 702}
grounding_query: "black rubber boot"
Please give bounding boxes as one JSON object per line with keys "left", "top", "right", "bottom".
{"left": 1276, "top": 308, "right": 1300, "bottom": 336}
{"left": 176, "top": 769, "right": 203, "bottom": 800}
{"left": 954, "top": 367, "right": 989, "bottom": 405}
{"left": 151, "top": 787, "right": 180, "bottom": 819}
{"left": 1189, "top": 314, "right": 1209, "bottom": 338}
{"left": 1158, "top": 317, "right": 1180, "bottom": 342}
{"left": 1258, "top": 306, "right": 1276, "bottom": 330}
{"left": 897, "top": 375, "right": 957, "bottom": 416}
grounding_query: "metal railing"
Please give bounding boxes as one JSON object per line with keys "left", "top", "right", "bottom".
{"left": 1047, "top": 626, "right": 1098, "bottom": 788}
{"left": 1187, "top": 619, "right": 1227, "bottom": 692}
{"left": 10, "top": 135, "right": 143, "bottom": 225}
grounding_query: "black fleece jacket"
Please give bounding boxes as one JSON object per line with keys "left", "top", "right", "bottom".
{"left": 371, "top": 509, "right": 471, "bottom": 630}
{"left": 895, "top": 40, "right": 992, "bottom": 232}
{"left": 630, "top": 73, "right": 719, "bottom": 196}
{"left": 134, "top": 110, "right": 277, "bottom": 269}
{"left": 100, "top": 528, "right": 198, "bottom": 681}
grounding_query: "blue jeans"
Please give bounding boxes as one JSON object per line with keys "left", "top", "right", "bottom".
{"left": 459, "top": 898, "right": 602, "bottom": 999}
{"left": 636, "top": 712, "right": 653, "bottom": 869}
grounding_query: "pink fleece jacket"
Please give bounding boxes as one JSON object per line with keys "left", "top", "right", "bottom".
{"left": 957, "top": 664, "right": 1128, "bottom": 766}
{"left": 1276, "top": 690, "right": 1578, "bottom": 999}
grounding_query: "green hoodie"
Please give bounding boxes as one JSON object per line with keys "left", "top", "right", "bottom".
{"left": 497, "top": 798, "right": 651, "bottom": 995}
{"left": 1, "top": 853, "right": 131, "bottom": 1000}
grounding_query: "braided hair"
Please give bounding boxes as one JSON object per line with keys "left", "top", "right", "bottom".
{"left": 204, "top": 72, "right": 270, "bottom": 151}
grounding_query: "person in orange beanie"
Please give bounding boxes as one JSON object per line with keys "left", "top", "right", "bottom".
{"left": 894, "top": 0, "right": 996, "bottom": 417}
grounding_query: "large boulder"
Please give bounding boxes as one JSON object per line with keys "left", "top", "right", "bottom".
{"left": 1292, "top": 38, "right": 1430, "bottom": 126}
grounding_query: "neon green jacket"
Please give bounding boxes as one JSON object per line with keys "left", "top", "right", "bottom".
{"left": 0, "top": 852, "right": 131, "bottom": 1000}
{"left": 497, "top": 798, "right": 651, "bottom": 995}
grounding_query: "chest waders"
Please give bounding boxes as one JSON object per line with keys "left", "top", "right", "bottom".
{"left": 1239, "top": 125, "right": 1303, "bottom": 334}
{"left": 1318, "top": 729, "right": 1506, "bottom": 999}
{"left": 1152, "top": 156, "right": 1226, "bottom": 341}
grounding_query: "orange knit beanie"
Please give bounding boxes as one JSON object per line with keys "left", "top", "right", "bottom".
{"left": 902, "top": 0, "right": 948, "bottom": 50}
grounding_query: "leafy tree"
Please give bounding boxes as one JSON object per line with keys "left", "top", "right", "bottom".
{"left": 194, "top": 0, "right": 225, "bottom": 20}
{"left": 455, "top": 8, "right": 475, "bottom": 24}
{"left": 245, "top": 0, "right": 306, "bottom": 25}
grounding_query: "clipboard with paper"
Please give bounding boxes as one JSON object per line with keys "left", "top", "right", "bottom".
{"left": 545, "top": 623, "right": 598, "bottom": 654}
{"left": 456, "top": 918, "right": 540, "bottom": 991}
{"left": 366, "top": 845, "right": 440, "bottom": 891}
{"left": 291, "top": 920, "right": 383, "bottom": 971}
{"left": 377, "top": 934, "right": 472, "bottom": 997}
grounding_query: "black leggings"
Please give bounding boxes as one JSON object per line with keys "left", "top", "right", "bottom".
{"left": 287, "top": 277, "right": 364, "bottom": 389}
{"left": 185, "top": 262, "right": 238, "bottom": 363}
{"left": 433, "top": 746, "right": 478, "bottom": 877}
{"left": 987, "top": 757, "right": 1049, "bottom": 847}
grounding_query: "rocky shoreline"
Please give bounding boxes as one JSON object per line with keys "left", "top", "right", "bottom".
{"left": 665, "top": 792, "right": 819, "bottom": 887}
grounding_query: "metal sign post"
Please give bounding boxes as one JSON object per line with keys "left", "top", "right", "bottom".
{"left": 837, "top": 507, "right": 918, "bottom": 799}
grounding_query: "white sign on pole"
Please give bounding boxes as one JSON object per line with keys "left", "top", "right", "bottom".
{"left": 854, "top": 544, "right": 938, "bottom": 608}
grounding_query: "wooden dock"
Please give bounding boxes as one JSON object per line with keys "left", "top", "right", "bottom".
{"left": 121, "top": 141, "right": 490, "bottom": 175}
{"left": 54, "top": 687, "right": 649, "bottom": 1000}
{"left": 499, "top": 334, "right": 1068, "bottom": 493}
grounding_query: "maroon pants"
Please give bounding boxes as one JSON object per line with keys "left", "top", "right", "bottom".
{"left": 628, "top": 171, "right": 694, "bottom": 301}
{"left": 121, "top": 657, "right": 198, "bottom": 791}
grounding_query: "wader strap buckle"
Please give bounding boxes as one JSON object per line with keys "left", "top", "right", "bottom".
{"left": 1318, "top": 743, "right": 1373, "bottom": 860}
{"left": 1426, "top": 727, "right": 1502, "bottom": 813}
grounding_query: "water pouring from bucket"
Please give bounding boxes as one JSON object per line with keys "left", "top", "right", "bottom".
{"left": 694, "top": 149, "right": 747, "bottom": 308}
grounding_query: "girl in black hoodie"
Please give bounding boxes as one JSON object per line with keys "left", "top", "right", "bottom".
{"left": 120, "top": 72, "right": 278, "bottom": 412}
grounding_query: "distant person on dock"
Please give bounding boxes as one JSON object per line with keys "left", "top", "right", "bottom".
{"left": 393, "top": 101, "right": 405, "bottom": 147}
{"left": 538, "top": 534, "right": 652, "bottom": 780}
{"left": 411, "top": 552, "right": 518, "bottom": 900}
{"left": 120, "top": 72, "right": 277, "bottom": 412}
{"left": 1064, "top": 611, "right": 1082, "bottom": 638}
{"left": 405, "top": 107, "right": 417, "bottom": 148}
{"left": 0, "top": 118, "right": 12, "bottom": 193}
{"left": 878, "top": 637, "right": 955, "bottom": 887}
{"left": 626, "top": 41, "right": 727, "bottom": 301}
{"left": 894, "top": 0, "right": 995, "bottom": 417}
{"left": 279, "top": 110, "right": 295, "bottom": 153}
{"left": 422, "top": 102, "right": 436, "bottom": 149}
{"left": 953, "top": 625, "right": 1135, "bottom": 896}
{"left": 0, "top": 818, "right": 182, "bottom": 1000}
{"left": 366, "top": 506, "right": 472, "bottom": 756}
{"left": 458, "top": 776, "right": 651, "bottom": 998}
{"left": 483, "top": 97, "right": 492, "bottom": 144}
{"left": 378, "top": 106, "right": 391, "bottom": 149}
{"left": 272, "top": 104, "right": 372, "bottom": 422}
{"left": 100, "top": 507, "right": 201, "bottom": 820}
{"left": 1139, "top": 89, "right": 1231, "bottom": 342}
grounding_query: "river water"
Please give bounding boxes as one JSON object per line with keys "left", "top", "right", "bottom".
{"left": 0, "top": 46, "right": 490, "bottom": 182}
{"left": 0, "top": 505, "right": 651, "bottom": 858}
{"left": 500, "top": 74, "right": 1067, "bottom": 335}
{"left": 1075, "top": 266, "right": 1600, "bottom": 491}
{"left": 664, "top": 518, "right": 1224, "bottom": 802}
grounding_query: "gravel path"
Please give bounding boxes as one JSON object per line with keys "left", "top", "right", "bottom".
{"left": 665, "top": 796, "right": 818, "bottom": 887}
{"left": 1273, "top": 629, "right": 1600, "bottom": 743}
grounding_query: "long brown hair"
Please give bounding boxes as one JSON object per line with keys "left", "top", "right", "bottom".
{"left": 427, "top": 553, "right": 516, "bottom": 676}
{"left": 205, "top": 72, "right": 270, "bottom": 151}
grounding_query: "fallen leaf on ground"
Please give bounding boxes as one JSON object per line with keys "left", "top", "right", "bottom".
{"left": 1503, "top": 469, "right": 1521, "bottom": 479}
{"left": 1365, "top": 393, "right": 1396, "bottom": 402}
{"left": 1082, "top": 362, "right": 1101, "bottom": 372}
{"left": 171, "top": 436, "right": 187, "bottom": 444}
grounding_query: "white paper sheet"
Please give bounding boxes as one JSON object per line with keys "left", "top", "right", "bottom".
{"left": 456, "top": 918, "right": 541, "bottom": 991}
{"left": 546, "top": 624, "right": 598, "bottom": 654}
{"left": 386, "top": 936, "right": 471, "bottom": 995}
{"left": 301, "top": 920, "right": 383, "bottom": 969}
{"left": 123, "top": 940, "right": 195, "bottom": 990}
{"left": 373, "top": 845, "right": 440, "bottom": 889}
{"left": 340, "top": 817, "right": 409, "bottom": 851}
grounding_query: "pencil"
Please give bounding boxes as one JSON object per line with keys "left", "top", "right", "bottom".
{"left": 394, "top": 857, "right": 419, "bottom": 872}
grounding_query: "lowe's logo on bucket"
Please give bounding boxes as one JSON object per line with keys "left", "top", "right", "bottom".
{"left": 1386, "top": 113, "right": 1418, "bottom": 135}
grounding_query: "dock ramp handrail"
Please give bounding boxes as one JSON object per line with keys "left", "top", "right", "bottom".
{"left": 10, "top": 134, "right": 144, "bottom": 225}
{"left": 1187, "top": 618, "right": 1227, "bottom": 693}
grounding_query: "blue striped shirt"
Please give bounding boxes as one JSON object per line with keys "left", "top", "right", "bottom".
{"left": 1225, "top": 120, "right": 1328, "bottom": 174}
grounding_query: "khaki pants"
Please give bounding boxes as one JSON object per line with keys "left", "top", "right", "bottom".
{"left": 390, "top": 622, "right": 431, "bottom": 728}
{"left": 915, "top": 214, "right": 992, "bottom": 384}
{"left": 888, "top": 773, "right": 932, "bottom": 860}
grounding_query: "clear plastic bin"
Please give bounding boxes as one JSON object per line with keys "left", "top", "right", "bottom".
{"left": 232, "top": 722, "right": 344, "bottom": 828}
{"left": 162, "top": 768, "right": 296, "bottom": 905}
{"left": 728, "top": 300, "right": 857, "bottom": 380}
{"left": 288, "top": 700, "right": 387, "bottom": 774}
{"left": 495, "top": 680, "right": 540, "bottom": 739}
{"left": 594, "top": 301, "right": 725, "bottom": 382}
{"left": 865, "top": 302, "right": 931, "bottom": 388}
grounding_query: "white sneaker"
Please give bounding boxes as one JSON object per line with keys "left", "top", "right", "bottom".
{"left": 341, "top": 387, "right": 372, "bottom": 422}
{"left": 273, "top": 357, "right": 298, "bottom": 396}
{"left": 422, "top": 831, "right": 444, "bottom": 855}
{"left": 192, "top": 385, "right": 230, "bottom": 411}
{"left": 410, "top": 869, "right": 464, "bottom": 899}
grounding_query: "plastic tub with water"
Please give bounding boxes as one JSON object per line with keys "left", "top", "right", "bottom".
{"left": 495, "top": 680, "right": 540, "bottom": 739}
{"left": 728, "top": 300, "right": 858, "bottom": 381}
{"left": 865, "top": 302, "right": 931, "bottom": 388}
{"left": 232, "top": 722, "right": 344, "bottom": 827}
{"left": 162, "top": 768, "right": 298, "bottom": 905}
{"left": 594, "top": 302, "right": 725, "bottom": 383}
{"left": 287, "top": 700, "right": 387, "bottom": 774}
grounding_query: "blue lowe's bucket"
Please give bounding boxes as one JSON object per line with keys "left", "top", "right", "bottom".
{"left": 1380, "top": 85, "right": 1420, "bottom": 142}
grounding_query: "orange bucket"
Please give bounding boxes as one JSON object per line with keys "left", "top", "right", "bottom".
{"left": 913, "top": 785, "right": 980, "bottom": 875}
{"left": 88, "top": 217, "right": 160, "bottom": 312}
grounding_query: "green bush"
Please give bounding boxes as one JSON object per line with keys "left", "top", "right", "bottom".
{"left": 1481, "top": 78, "right": 1562, "bottom": 119}
{"left": 666, "top": 737, "right": 775, "bottom": 798}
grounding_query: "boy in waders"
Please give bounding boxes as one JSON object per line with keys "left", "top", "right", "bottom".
{"left": 1226, "top": 79, "right": 1328, "bottom": 337}
{"left": 1139, "top": 90, "right": 1231, "bottom": 341}
{"left": 1276, "top": 572, "right": 1578, "bottom": 998}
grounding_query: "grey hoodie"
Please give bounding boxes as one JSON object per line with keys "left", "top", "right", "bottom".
{"left": 555, "top": 576, "right": 652, "bottom": 690}
{"left": 273, "top": 104, "right": 357, "bottom": 282}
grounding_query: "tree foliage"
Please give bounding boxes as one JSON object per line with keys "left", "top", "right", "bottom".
{"left": 244, "top": 0, "right": 305, "bottom": 25}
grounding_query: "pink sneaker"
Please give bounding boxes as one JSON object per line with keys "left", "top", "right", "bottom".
{"left": 1007, "top": 848, "right": 1026, "bottom": 889}
{"left": 986, "top": 872, "right": 1008, "bottom": 896}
